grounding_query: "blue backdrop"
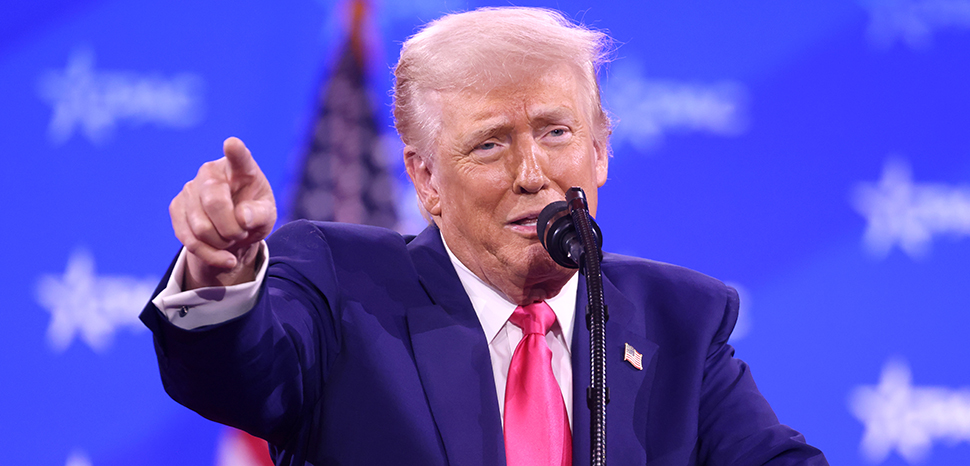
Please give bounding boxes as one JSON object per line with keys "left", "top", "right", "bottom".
{"left": 3, "top": 1, "right": 970, "bottom": 465}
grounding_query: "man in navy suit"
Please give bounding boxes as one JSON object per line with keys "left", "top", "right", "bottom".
{"left": 142, "top": 7, "right": 828, "bottom": 465}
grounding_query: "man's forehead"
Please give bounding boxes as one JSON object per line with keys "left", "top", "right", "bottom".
{"left": 421, "top": 64, "right": 598, "bottom": 152}
{"left": 457, "top": 101, "right": 581, "bottom": 121}
{"left": 440, "top": 63, "right": 578, "bottom": 102}
{"left": 439, "top": 79, "right": 584, "bottom": 123}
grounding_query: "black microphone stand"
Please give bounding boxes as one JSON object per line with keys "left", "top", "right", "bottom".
{"left": 564, "top": 188, "right": 609, "bottom": 466}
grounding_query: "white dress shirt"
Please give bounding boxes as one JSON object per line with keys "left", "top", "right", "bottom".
{"left": 441, "top": 236, "right": 576, "bottom": 427}
{"left": 151, "top": 241, "right": 269, "bottom": 330}
{"left": 152, "top": 233, "right": 577, "bottom": 427}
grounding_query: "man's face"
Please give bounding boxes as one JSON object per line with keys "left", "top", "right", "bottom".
{"left": 407, "top": 66, "right": 609, "bottom": 304}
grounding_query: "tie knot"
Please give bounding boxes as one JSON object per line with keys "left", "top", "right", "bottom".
{"left": 509, "top": 301, "right": 557, "bottom": 336}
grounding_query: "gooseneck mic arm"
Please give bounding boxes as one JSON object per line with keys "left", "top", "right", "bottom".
{"left": 537, "top": 187, "right": 609, "bottom": 466}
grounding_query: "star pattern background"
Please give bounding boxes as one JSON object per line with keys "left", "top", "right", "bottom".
{"left": 1, "top": 0, "right": 969, "bottom": 465}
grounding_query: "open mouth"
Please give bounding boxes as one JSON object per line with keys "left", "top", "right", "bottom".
{"left": 508, "top": 213, "right": 540, "bottom": 236}
{"left": 511, "top": 217, "right": 538, "bottom": 227}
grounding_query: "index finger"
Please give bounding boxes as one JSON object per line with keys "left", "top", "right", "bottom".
{"left": 223, "top": 136, "right": 258, "bottom": 177}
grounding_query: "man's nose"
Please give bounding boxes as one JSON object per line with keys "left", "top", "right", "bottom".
{"left": 512, "top": 138, "right": 549, "bottom": 194}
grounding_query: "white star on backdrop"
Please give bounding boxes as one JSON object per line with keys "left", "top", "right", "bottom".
{"left": 35, "top": 248, "right": 156, "bottom": 353}
{"left": 851, "top": 157, "right": 970, "bottom": 259}
{"left": 849, "top": 358, "right": 970, "bottom": 464}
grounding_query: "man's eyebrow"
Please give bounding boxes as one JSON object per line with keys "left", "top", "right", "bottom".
{"left": 530, "top": 106, "right": 580, "bottom": 125}
{"left": 462, "top": 118, "right": 512, "bottom": 144}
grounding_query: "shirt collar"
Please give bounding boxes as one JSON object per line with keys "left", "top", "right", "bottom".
{"left": 440, "top": 232, "right": 576, "bottom": 349}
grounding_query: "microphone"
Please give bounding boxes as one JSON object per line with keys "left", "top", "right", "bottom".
{"left": 539, "top": 188, "right": 610, "bottom": 465}
{"left": 537, "top": 188, "right": 603, "bottom": 269}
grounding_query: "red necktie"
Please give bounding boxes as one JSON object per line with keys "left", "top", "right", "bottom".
{"left": 504, "top": 301, "right": 572, "bottom": 466}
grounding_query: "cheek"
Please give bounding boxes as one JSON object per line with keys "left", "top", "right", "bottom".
{"left": 460, "top": 165, "right": 513, "bottom": 198}
{"left": 444, "top": 174, "right": 496, "bottom": 215}
{"left": 555, "top": 147, "right": 598, "bottom": 184}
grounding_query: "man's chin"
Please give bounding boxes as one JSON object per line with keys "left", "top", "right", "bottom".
{"left": 520, "top": 245, "right": 573, "bottom": 278}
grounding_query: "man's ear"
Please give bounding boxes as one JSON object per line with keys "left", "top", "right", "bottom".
{"left": 404, "top": 145, "right": 441, "bottom": 216}
{"left": 594, "top": 138, "right": 610, "bottom": 187}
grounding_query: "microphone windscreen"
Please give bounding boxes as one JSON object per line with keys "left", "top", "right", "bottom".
{"left": 537, "top": 201, "right": 568, "bottom": 251}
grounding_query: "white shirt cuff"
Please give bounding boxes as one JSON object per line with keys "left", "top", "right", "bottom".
{"left": 150, "top": 241, "right": 269, "bottom": 330}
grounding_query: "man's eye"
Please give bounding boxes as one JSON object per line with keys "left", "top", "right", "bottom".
{"left": 549, "top": 128, "right": 567, "bottom": 137}
{"left": 477, "top": 142, "right": 497, "bottom": 151}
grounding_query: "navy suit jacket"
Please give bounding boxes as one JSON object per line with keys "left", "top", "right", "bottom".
{"left": 141, "top": 220, "right": 827, "bottom": 465}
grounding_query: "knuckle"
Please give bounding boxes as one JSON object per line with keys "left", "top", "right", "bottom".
{"left": 197, "top": 160, "right": 225, "bottom": 179}
{"left": 187, "top": 213, "right": 211, "bottom": 236}
{"left": 170, "top": 190, "right": 189, "bottom": 212}
{"left": 199, "top": 190, "right": 225, "bottom": 211}
{"left": 182, "top": 236, "right": 201, "bottom": 252}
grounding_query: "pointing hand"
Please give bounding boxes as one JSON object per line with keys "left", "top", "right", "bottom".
{"left": 170, "top": 137, "right": 277, "bottom": 289}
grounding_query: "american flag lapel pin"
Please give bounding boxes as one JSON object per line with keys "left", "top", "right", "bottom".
{"left": 623, "top": 343, "right": 643, "bottom": 370}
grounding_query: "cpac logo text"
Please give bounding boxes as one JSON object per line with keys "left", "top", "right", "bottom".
{"left": 37, "top": 49, "right": 204, "bottom": 145}
{"left": 863, "top": 0, "right": 970, "bottom": 49}
{"left": 603, "top": 62, "right": 747, "bottom": 152}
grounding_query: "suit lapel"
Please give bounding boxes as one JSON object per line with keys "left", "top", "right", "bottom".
{"left": 406, "top": 226, "right": 507, "bottom": 466}
{"left": 572, "top": 268, "right": 658, "bottom": 465}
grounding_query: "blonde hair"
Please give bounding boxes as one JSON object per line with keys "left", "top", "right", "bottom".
{"left": 393, "top": 7, "right": 613, "bottom": 156}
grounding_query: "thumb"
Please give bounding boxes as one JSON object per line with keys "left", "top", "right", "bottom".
{"left": 236, "top": 198, "right": 277, "bottom": 233}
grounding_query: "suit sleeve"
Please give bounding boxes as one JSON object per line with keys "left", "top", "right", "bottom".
{"left": 140, "top": 220, "right": 340, "bottom": 446}
{"left": 697, "top": 285, "right": 829, "bottom": 466}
